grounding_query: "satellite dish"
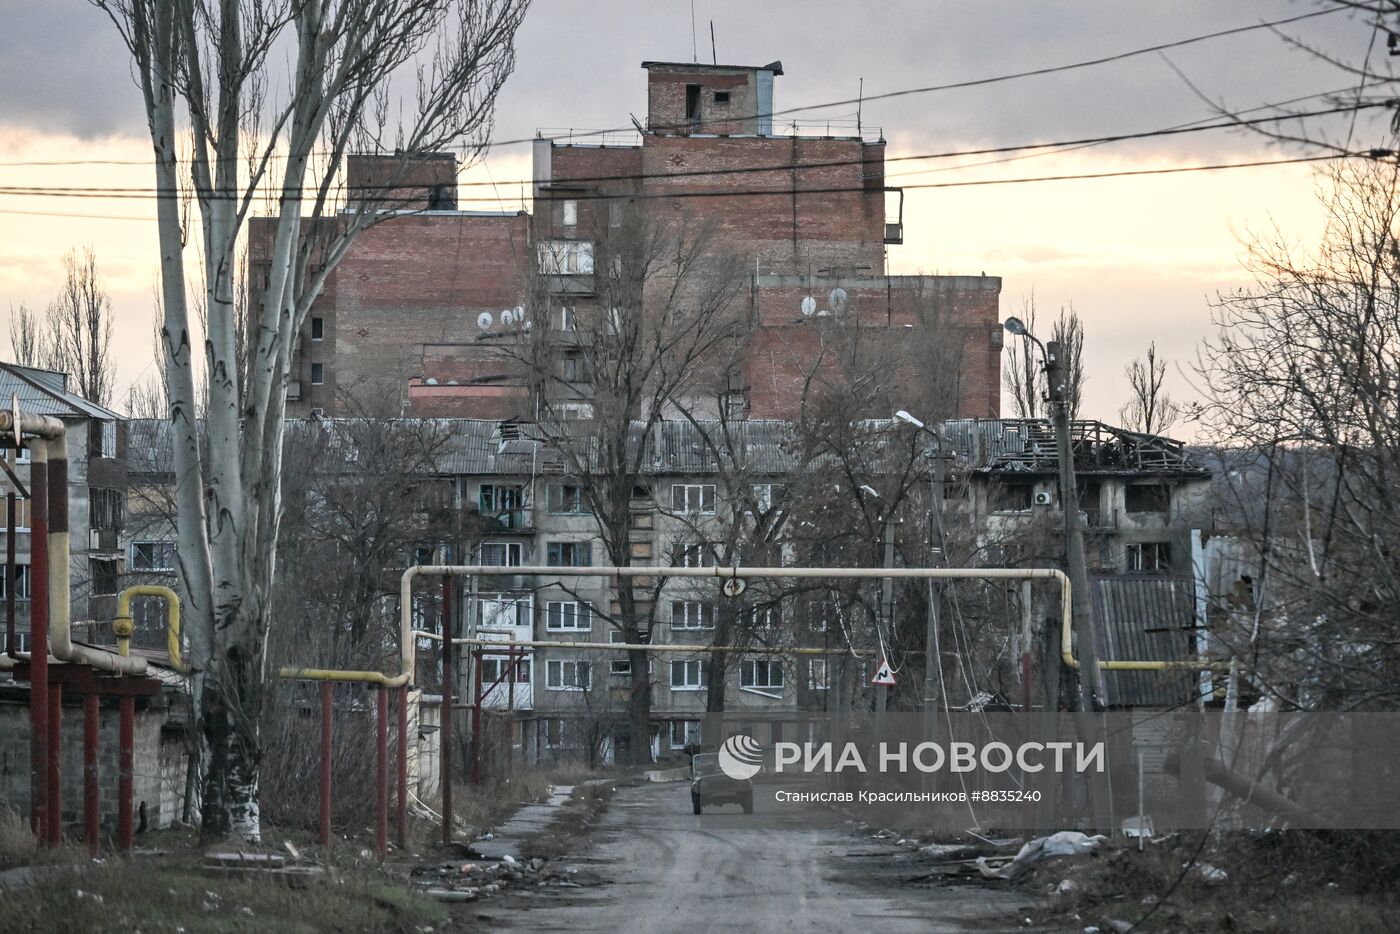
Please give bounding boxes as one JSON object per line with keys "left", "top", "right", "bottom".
{"left": 514, "top": 306, "right": 524, "bottom": 319}
{"left": 829, "top": 288, "right": 849, "bottom": 313}
{"left": 477, "top": 312, "right": 493, "bottom": 330}
{"left": 800, "top": 296, "right": 816, "bottom": 316}
{"left": 500, "top": 308, "right": 515, "bottom": 325}
{"left": 522, "top": 320, "right": 532, "bottom": 332}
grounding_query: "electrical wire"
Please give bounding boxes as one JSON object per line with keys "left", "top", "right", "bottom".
{"left": 0, "top": 5, "right": 1353, "bottom": 169}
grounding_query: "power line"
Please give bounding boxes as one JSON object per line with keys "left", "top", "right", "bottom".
{"left": 0, "top": 152, "right": 1364, "bottom": 213}
{"left": 0, "top": 102, "right": 1382, "bottom": 200}
{"left": 0, "top": 5, "right": 1355, "bottom": 169}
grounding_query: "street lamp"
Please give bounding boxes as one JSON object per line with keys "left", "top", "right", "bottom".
{"left": 1000, "top": 318, "right": 1102, "bottom": 710}
{"left": 1001, "top": 316, "right": 1109, "bottom": 826}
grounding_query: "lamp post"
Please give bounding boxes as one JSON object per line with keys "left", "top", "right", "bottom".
{"left": 1001, "top": 318, "right": 1102, "bottom": 711}
{"left": 1003, "top": 316, "right": 1110, "bottom": 829}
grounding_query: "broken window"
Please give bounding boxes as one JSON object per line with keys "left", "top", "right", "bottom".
{"left": 481, "top": 657, "right": 530, "bottom": 684}
{"left": 808, "top": 659, "right": 829, "bottom": 691}
{"left": 91, "top": 558, "right": 119, "bottom": 596}
{"left": 0, "top": 564, "right": 31, "bottom": 600}
{"left": 713, "top": 91, "right": 730, "bottom": 104}
{"left": 1125, "top": 541, "right": 1172, "bottom": 574}
{"left": 89, "top": 488, "right": 124, "bottom": 531}
{"left": 989, "top": 480, "right": 1034, "bottom": 513}
{"left": 685, "top": 83, "right": 701, "bottom": 122}
{"left": 130, "top": 541, "right": 176, "bottom": 572}
{"left": 609, "top": 629, "right": 631, "bottom": 676}
{"left": 547, "top": 483, "right": 587, "bottom": 514}
{"left": 670, "top": 720, "right": 702, "bottom": 748}
{"left": 546, "top": 540, "right": 592, "bottom": 567}
{"left": 561, "top": 200, "right": 577, "bottom": 226}
{"left": 1125, "top": 484, "right": 1169, "bottom": 515}
{"left": 674, "top": 542, "right": 717, "bottom": 568}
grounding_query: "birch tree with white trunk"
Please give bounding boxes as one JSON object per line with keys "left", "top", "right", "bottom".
{"left": 91, "top": 0, "right": 528, "bottom": 841}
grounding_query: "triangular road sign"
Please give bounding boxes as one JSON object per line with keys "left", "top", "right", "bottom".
{"left": 871, "top": 657, "right": 896, "bottom": 686}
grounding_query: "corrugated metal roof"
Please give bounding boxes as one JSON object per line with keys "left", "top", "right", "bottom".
{"left": 1091, "top": 575, "right": 1198, "bottom": 708}
{"left": 0, "top": 363, "right": 123, "bottom": 421}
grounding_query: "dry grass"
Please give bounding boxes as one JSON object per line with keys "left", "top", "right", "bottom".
{"left": 451, "top": 763, "right": 623, "bottom": 834}
{"left": 1, "top": 854, "right": 449, "bottom": 934}
{"left": 1029, "top": 831, "right": 1400, "bottom": 933}
{"left": 0, "top": 804, "right": 37, "bottom": 871}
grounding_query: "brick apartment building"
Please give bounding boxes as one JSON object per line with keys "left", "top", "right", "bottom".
{"left": 266, "top": 58, "right": 1002, "bottom": 420}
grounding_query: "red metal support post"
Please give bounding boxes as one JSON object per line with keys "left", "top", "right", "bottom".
{"left": 396, "top": 683, "right": 409, "bottom": 849}
{"left": 46, "top": 684, "right": 62, "bottom": 845}
{"left": 83, "top": 694, "right": 99, "bottom": 857}
{"left": 440, "top": 575, "right": 453, "bottom": 845}
{"left": 117, "top": 695, "right": 134, "bottom": 856}
{"left": 376, "top": 686, "right": 388, "bottom": 860}
{"left": 320, "top": 682, "right": 333, "bottom": 849}
{"left": 29, "top": 454, "right": 48, "bottom": 839}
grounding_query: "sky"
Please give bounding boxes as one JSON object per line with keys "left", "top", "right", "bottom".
{"left": 0, "top": 0, "right": 1390, "bottom": 433}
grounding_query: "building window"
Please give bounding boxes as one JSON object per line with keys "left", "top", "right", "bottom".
{"left": 670, "top": 720, "right": 702, "bottom": 748}
{"left": 713, "top": 91, "right": 730, "bottom": 104}
{"left": 671, "top": 600, "right": 715, "bottom": 630}
{"left": 1125, "top": 484, "right": 1170, "bottom": 515}
{"left": 670, "top": 659, "right": 706, "bottom": 690}
{"left": 547, "top": 483, "right": 587, "bottom": 514}
{"left": 750, "top": 605, "right": 780, "bottom": 630}
{"left": 741, "top": 658, "right": 784, "bottom": 691}
{"left": 545, "top": 659, "right": 591, "bottom": 691}
{"left": 537, "top": 240, "right": 594, "bottom": 275}
{"left": 0, "top": 565, "right": 31, "bottom": 601}
{"left": 480, "top": 541, "right": 523, "bottom": 567}
{"left": 100, "top": 421, "right": 117, "bottom": 459}
{"left": 558, "top": 305, "right": 576, "bottom": 331}
{"left": 808, "top": 659, "right": 829, "bottom": 691}
{"left": 0, "top": 498, "right": 32, "bottom": 532}
{"left": 479, "top": 484, "right": 525, "bottom": 527}
{"left": 671, "top": 483, "right": 716, "bottom": 515}
{"left": 1126, "top": 542, "right": 1172, "bottom": 574}
{"left": 609, "top": 629, "right": 632, "bottom": 676}
{"left": 479, "top": 593, "right": 531, "bottom": 629}
{"left": 562, "top": 200, "right": 577, "bottom": 226}
{"left": 685, "top": 83, "right": 701, "bottom": 121}
{"left": 561, "top": 352, "right": 584, "bottom": 382}
{"left": 989, "top": 481, "right": 1034, "bottom": 513}
{"left": 674, "top": 542, "right": 716, "bottom": 568}
{"left": 751, "top": 483, "right": 786, "bottom": 514}
{"left": 481, "top": 656, "right": 531, "bottom": 684}
{"left": 3, "top": 446, "right": 31, "bottom": 465}
{"left": 310, "top": 362, "right": 325, "bottom": 385}
{"left": 89, "top": 488, "right": 124, "bottom": 531}
{"left": 311, "top": 316, "right": 325, "bottom": 340}
{"left": 547, "top": 601, "right": 592, "bottom": 631}
{"left": 91, "top": 559, "right": 120, "bottom": 597}
{"left": 130, "top": 541, "right": 177, "bottom": 572}
{"left": 546, "top": 541, "right": 591, "bottom": 567}
{"left": 608, "top": 201, "right": 624, "bottom": 228}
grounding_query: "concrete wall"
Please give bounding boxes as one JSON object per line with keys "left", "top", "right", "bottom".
{"left": 0, "top": 689, "right": 188, "bottom": 832}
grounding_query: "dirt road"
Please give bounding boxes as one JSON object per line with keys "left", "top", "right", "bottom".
{"left": 478, "top": 780, "right": 1035, "bottom": 933}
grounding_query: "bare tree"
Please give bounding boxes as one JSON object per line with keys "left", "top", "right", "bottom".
{"left": 1003, "top": 296, "right": 1042, "bottom": 419}
{"left": 1119, "top": 341, "right": 1181, "bottom": 435}
{"left": 92, "top": 0, "right": 529, "bottom": 840}
{"left": 8, "top": 304, "right": 40, "bottom": 367}
{"left": 44, "top": 246, "right": 116, "bottom": 405}
{"left": 1199, "top": 157, "right": 1400, "bottom": 709}
{"left": 508, "top": 205, "right": 746, "bottom": 763}
{"left": 1051, "top": 305, "right": 1085, "bottom": 421}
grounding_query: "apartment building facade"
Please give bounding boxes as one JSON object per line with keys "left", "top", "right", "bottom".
{"left": 0, "top": 364, "right": 127, "bottom": 661}
{"left": 266, "top": 57, "right": 1002, "bottom": 421}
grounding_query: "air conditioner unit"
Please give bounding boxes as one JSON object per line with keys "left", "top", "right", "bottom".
{"left": 1033, "top": 491, "right": 1054, "bottom": 506}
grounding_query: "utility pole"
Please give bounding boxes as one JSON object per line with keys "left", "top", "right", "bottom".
{"left": 1045, "top": 339, "right": 1103, "bottom": 713}
{"left": 877, "top": 520, "right": 895, "bottom": 720}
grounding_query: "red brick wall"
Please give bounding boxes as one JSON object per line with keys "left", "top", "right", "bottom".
{"left": 646, "top": 66, "right": 758, "bottom": 135}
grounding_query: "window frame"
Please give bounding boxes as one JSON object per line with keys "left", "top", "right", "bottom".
{"left": 670, "top": 720, "right": 702, "bottom": 749}
{"left": 130, "top": 540, "right": 177, "bottom": 572}
{"left": 545, "top": 658, "right": 591, "bottom": 691}
{"left": 671, "top": 483, "right": 716, "bottom": 516}
{"left": 311, "top": 316, "right": 325, "bottom": 341}
{"left": 546, "top": 540, "right": 592, "bottom": 568}
{"left": 479, "top": 541, "right": 523, "bottom": 567}
{"left": 546, "top": 600, "right": 592, "bottom": 632}
{"left": 310, "top": 362, "right": 325, "bottom": 385}
{"left": 670, "top": 600, "right": 715, "bottom": 630}
{"left": 741, "top": 658, "right": 785, "bottom": 692}
{"left": 669, "top": 658, "right": 706, "bottom": 691}
{"left": 546, "top": 483, "right": 587, "bottom": 515}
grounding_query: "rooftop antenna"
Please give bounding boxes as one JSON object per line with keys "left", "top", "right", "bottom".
{"left": 710, "top": 20, "right": 717, "bottom": 65}
{"left": 691, "top": 0, "right": 698, "bottom": 63}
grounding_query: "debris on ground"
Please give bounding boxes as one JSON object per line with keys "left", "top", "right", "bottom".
{"left": 976, "top": 831, "right": 1108, "bottom": 880}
